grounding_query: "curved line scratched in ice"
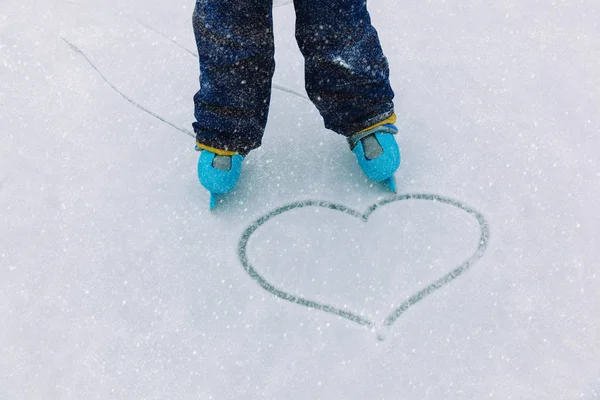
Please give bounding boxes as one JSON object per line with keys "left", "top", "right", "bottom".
{"left": 136, "top": 19, "right": 199, "bottom": 58}
{"left": 238, "top": 194, "right": 490, "bottom": 341}
{"left": 63, "top": 33, "right": 310, "bottom": 142}
{"left": 62, "top": 38, "right": 196, "bottom": 139}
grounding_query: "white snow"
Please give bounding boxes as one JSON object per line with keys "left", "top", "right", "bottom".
{"left": 1, "top": 0, "right": 600, "bottom": 399}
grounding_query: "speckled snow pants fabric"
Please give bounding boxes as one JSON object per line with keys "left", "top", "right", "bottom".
{"left": 192, "top": 0, "right": 394, "bottom": 155}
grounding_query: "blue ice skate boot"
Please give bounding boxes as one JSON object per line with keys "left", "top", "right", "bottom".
{"left": 197, "top": 148, "right": 244, "bottom": 210}
{"left": 348, "top": 124, "right": 401, "bottom": 192}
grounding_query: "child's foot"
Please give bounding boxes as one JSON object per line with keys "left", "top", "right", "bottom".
{"left": 197, "top": 148, "right": 244, "bottom": 209}
{"left": 348, "top": 124, "right": 401, "bottom": 192}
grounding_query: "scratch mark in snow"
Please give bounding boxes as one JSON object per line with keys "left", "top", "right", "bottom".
{"left": 62, "top": 37, "right": 195, "bottom": 139}
{"left": 238, "top": 194, "right": 490, "bottom": 341}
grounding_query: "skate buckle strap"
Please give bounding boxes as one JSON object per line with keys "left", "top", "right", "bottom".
{"left": 347, "top": 125, "right": 398, "bottom": 151}
{"left": 195, "top": 141, "right": 238, "bottom": 156}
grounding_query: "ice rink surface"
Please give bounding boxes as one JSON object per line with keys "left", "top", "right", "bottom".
{"left": 1, "top": 0, "right": 599, "bottom": 398}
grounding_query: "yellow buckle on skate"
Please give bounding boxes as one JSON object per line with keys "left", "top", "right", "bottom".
{"left": 358, "top": 113, "right": 397, "bottom": 133}
{"left": 195, "top": 142, "right": 238, "bottom": 156}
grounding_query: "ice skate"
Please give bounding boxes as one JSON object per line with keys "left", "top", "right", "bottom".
{"left": 197, "top": 148, "right": 244, "bottom": 210}
{"left": 348, "top": 124, "right": 401, "bottom": 192}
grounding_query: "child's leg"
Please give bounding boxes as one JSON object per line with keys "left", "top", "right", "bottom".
{"left": 192, "top": 0, "right": 275, "bottom": 155}
{"left": 292, "top": 0, "right": 395, "bottom": 136}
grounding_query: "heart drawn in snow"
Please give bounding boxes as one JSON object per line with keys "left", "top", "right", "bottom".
{"left": 238, "top": 194, "right": 490, "bottom": 340}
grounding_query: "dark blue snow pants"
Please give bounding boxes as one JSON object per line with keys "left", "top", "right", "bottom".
{"left": 192, "top": 0, "right": 395, "bottom": 155}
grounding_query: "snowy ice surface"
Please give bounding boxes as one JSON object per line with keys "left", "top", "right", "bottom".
{"left": 1, "top": 0, "right": 600, "bottom": 399}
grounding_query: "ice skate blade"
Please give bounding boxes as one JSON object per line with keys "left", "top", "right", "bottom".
{"left": 385, "top": 176, "right": 397, "bottom": 193}
{"left": 209, "top": 193, "right": 219, "bottom": 210}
